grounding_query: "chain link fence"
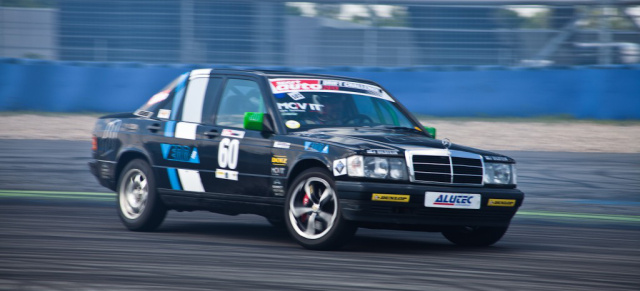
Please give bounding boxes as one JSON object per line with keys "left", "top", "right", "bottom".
{"left": 2, "top": 0, "right": 639, "bottom": 67}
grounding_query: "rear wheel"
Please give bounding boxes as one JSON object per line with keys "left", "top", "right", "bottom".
{"left": 284, "top": 168, "right": 356, "bottom": 250}
{"left": 117, "top": 159, "right": 166, "bottom": 231}
{"left": 442, "top": 226, "right": 508, "bottom": 246}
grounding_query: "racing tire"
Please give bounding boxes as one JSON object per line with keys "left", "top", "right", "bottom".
{"left": 117, "top": 159, "right": 167, "bottom": 231}
{"left": 442, "top": 226, "right": 509, "bottom": 247}
{"left": 284, "top": 168, "right": 356, "bottom": 250}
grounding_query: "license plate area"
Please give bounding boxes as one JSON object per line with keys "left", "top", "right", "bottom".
{"left": 424, "top": 192, "right": 481, "bottom": 209}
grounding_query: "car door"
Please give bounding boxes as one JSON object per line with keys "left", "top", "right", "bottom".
{"left": 197, "top": 76, "right": 273, "bottom": 198}
{"left": 143, "top": 71, "right": 224, "bottom": 204}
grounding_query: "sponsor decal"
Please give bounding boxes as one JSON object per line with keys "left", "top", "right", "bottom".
{"left": 147, "top": 90, "right": 170, "bottom": 105}
{"left": 271, "top": 167, "right": 286, "bottom": 176}
{"left": 333, "top": 158, "right": 347, "bottom": 176}
{"left": 221, "top": 129, "right": 245, "bottom": 139}
{"left": 424, "top": 192, "right": 481, "bottom": 209}
{"left": 487, "top": 199, "right": 516, "bottom": 207}
{"left": 277, "top": 102, "right": 324, "bottom": 112}
{"left": 287, "top": 91, "right": 306, "bottom": 101}
{"left": 321, "top": 80, "right": 384, "bottom": 97}
{"left": 304, "top": 141, "right": 329, "bottom": 154}
{"left": 285, "top": 120, "right": 301, "bottom": 129}
{"left": 161, "top": 144, "right": 200, "bottom": 164}
{"left": 271, "top": 155, "right": 288, "bottom": 166}
{"left": 215, "top": 169, "right": 238, "bottom": 181}
{"left": 157, "top": 109, "right": 171, "bottom": 119}
{"left": 485, "top": 155, "right": 510, "bottom": 162}
{"left": 273, "top": 141, "right": 291, "bottom": 149}
{"left": 365, "top": 149, "right": 399, "bottom": 155}
{"left": 372, "top": 194, "right": 410, "bottom": 203}
{"left": 134, "top": 110, "right": 153, "bottom": 118}
{"left": 269, "top": 78, "right": 393, "bottom": 101}
{"left": 272, "top": 179, "right": 285, "bottom": 196}
{"left": 271, "top": 79, "right": 323, "bottom": 92}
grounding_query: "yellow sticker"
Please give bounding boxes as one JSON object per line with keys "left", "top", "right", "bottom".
{"left": 487, "top": 199, "right": 516, "bottom": 207}
{"left": 372, "top": 194, "right": 410, "bottom": 203}
{"left": 271, "top": 155, "right": 287, "bottom": 166}
{"left": 285, "top": 120, "right": 301, "bottom": 129}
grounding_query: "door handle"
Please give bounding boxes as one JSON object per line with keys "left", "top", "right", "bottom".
{"left": 204, "top": 130, "right": 219, "bottom": 138}
{"left": 147, "top": 124, "right": 161, "bottom": 132}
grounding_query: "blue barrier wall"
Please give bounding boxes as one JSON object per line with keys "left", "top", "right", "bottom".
{"left": 1, "top": 58, "right": 639, "bottom": 119}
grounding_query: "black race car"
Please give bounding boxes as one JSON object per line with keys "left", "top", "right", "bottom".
{"left": 89, "top": 69, "right": 524, "bottom": 250}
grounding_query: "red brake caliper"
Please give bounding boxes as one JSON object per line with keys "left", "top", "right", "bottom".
{"left": 301, "top": 189, "right": 312, "bottom": 222}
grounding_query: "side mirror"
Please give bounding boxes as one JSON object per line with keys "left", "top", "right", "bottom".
{"left": 424, "top": 126, "right": 437, "bottom": 139}
{"left": 244, "top": 112, "right": 275, "bottom": 133}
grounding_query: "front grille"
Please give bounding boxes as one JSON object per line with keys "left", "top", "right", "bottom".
{"left": 411, "top": 152, "right": 483, "bottom": 185}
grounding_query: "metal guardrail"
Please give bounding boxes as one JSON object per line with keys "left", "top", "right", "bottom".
{"left": 1, "top": 0, "right": 639, "bottom": 66}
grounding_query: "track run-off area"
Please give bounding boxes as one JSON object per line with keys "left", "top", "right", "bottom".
{"left": 0, "top": 139, "right": 638, "bottom": 290}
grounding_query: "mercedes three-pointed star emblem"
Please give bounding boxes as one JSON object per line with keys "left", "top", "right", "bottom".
{"left": 442, "top": 138, "right": 451, "bottom": 149}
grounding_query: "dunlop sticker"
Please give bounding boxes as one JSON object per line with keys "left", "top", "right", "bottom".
{"left": 372, "top": 194, "right": 410, "bottom": 203}
{"left": 487, "top": 199, "right": 516, "bottom": 207}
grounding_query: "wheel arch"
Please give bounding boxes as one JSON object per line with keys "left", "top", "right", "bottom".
{"left": 115, "top": 148, "right": 153, "bottom": 187}
{"left": 287, "top": 158, "right": 331, "bottom": 187}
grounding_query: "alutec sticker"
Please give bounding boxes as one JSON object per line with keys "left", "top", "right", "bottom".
{"left": 424, "top": 192, "right": 481, "bottom": 209}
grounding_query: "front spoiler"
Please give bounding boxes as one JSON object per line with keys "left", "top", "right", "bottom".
{"left": 336, "top": 181, "right": 524, "bottom": 230}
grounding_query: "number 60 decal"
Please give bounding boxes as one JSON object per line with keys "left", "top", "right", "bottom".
{"left": 218, "top": 138, "right": 239, "bottom": 169}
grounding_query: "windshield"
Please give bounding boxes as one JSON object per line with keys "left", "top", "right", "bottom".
{"left": 270, "top": 78, "right": 417, "bottom": 131}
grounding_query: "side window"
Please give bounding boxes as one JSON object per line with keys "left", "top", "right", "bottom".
{"left": 215, "top": 79, "right": 265, "bottom": 129}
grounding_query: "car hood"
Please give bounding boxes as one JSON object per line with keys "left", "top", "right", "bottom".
{"left": 291, "top": 128, "right": 512, "bottom": 161}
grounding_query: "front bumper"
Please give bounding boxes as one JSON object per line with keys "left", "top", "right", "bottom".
{"left": 336, "top": 181, "right": 524, "bottom": 230}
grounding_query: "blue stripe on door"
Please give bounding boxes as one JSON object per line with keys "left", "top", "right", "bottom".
{"left": 167, "top": 168, "right": 182, "bottom": 190}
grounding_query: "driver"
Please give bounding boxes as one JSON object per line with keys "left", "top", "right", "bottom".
{"left": 314, "top": 94, "right": 347, "bottom": 125}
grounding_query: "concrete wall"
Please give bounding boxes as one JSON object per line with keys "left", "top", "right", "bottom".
{"left": 0, "top": 58, "right": 638, "bottom": 119}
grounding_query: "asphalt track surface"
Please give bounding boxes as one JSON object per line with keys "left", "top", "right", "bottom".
{"left": 0, "top": 140, "right": 638, "bottom": 291}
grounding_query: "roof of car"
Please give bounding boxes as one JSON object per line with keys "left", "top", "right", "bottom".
{"left": 198, "top": 68, "right": 379, "bottom": 85}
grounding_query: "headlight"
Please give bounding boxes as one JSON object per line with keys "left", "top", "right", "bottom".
{"left": 484, "top": 163, "right": 516, "bottom": 185}
{"left": 388, "top": 158, "right": 408, "bottom": 180}
{"left": 347, "top": 155, "right": 407, "bottom": 180}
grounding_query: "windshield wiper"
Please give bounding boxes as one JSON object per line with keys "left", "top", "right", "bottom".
{"left": 373, "top": 125, "right": 423, "bottom": 134}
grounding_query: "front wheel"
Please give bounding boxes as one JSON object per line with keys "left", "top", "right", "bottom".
{"left": 117, "top": 159, "right": 166, "bottom": 231}
{"left": 442, "top": 226, "right": 509, "bottom": 246}
{"left": 284, "top": 168, "right": 356, "bottom": 250}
